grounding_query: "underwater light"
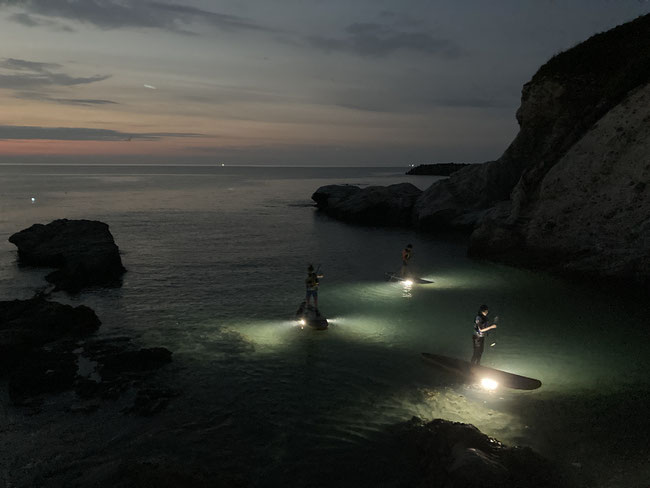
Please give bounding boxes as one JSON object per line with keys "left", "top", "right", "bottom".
{"left": 403, "top": 280, "right": 413, "bottom": 286}
{"left": 299, "top": 319, "right": 306, "bottom": 326}
{"left": 480, "top": 378, "right": 498, "bottom": 390}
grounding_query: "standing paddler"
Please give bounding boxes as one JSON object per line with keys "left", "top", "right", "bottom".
{"left": 471, "top": 304, "right": 497, "bottom": 365}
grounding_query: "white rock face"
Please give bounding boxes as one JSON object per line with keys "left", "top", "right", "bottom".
{"left": 520, "top": 83, "right": 650, "bottom": 278}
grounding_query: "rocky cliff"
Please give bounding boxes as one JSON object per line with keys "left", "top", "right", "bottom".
{"left": 313, "top": 13, "right": 650, "bottom": 284}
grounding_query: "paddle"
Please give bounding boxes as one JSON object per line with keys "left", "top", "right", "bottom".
{"left": 489, "top": 315, "right": 499, "bottom": 347}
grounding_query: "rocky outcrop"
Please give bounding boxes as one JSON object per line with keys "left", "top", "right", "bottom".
{"left": 417, "top": 13, "right": 650, "bottom": 234}
{"left": 312, "top": 14, "right": 650, "bottom": 284}
{"left": 9, "top": 218, "right": 126, "bottom": 292}
{"left": 0, "top": 296, "right": 100, "bottom": 373}
{"left": 469, "top": 82, "right": 650, "bottom": 282}
{"left": 0, "top": 297, "right": 173, "bottom": 411}
{"left": 382, "top": 417, "right": 568, "bottom": 488}
{"left": 0, "top": 297, "right": 100, "bottom": 403}
{"left": 312, "top": 183, "right": 422, "bottom": 226}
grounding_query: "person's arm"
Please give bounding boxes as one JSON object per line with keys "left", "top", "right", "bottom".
{"left": 478, "top": 324, "right": 497, "bottom": 333}
{"left": 475, "top": 317, "right": 497, "bottom": 333}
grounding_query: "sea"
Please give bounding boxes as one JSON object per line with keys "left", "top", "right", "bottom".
{"left": 0, "top": 164, "right": 648, "bottom": 487}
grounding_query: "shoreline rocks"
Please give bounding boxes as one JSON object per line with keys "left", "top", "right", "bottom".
{"left": 0, "top": 296, "right": 174, "bottom": 412}
{"left": 312, "top": 14, "right": 650, "bottom": 286}
{"left": 9, "top": 218, "right": 126, "bottom": 292}
{"left": 312, "top": 183, "right": 422, "bottom": 226}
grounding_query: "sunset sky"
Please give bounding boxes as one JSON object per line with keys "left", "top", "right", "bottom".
{"left": 1, "top": 0, "right": 648, "bottom": 165}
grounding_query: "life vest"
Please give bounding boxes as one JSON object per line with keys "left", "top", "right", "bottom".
{"left": 306, "top": 272, "right": 319, "bottom": 289}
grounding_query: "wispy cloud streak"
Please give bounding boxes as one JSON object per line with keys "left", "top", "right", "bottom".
{"left": 0, "top": 57, "right": 110, "bottom": 89}
{"left": 309, "top": 22, "right": 460, "bottom": 57}
{"left": 0, "top": 125, "right": 204, "bottom": 141}
{"left": 0, "top": 0, "right": 270, "bottom": 33}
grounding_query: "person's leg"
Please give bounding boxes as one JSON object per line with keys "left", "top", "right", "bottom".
{"left": 476, "top": 337, "right": 485, "bottom": 365}
{"left": 470, "top": 336, "right": 479, "bottom": 364}
{"left": 471, "top": 336, "right": 483, "bottom": 365}
{"left": 314, "top": 292, "right": 319, "bottom": 312}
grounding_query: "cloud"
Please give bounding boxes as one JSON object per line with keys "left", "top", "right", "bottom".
{"left": 8, "top": 11, "right": 74, "bottom": 30}
{"left": 0, "top": 0, "right": 270, "bottom": 33}
{"left": 14, "top": 91, "right": 119, "bottom": 105}
{"left": 0, "top": 57, "right": 110, "bottom": 89}
{"left": 309, "top": 22, "right": 460, "bottom": 58}
{"left": 0, "top": 125, "right": 204, "bottom": 141}
{"left": 0, "top": 58, "right": 61, "bottom": 71}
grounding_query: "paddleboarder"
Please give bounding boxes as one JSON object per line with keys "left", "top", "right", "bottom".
{"left": 400, "top": 244, "right": 413, "bottom": 277}
{"left": 471, "top": 304, "right": 497, "bottom": 365}
{"left": 305, "top": 264, "right": 323, "bottom": 314}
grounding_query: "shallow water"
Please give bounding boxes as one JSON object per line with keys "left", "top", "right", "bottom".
{"left": 0, "top": 165, "right": 648, "bottom": 487}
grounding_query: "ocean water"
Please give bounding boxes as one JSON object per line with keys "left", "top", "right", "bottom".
{"left": 0, "top": 165, "right": 648, "bottom": 487}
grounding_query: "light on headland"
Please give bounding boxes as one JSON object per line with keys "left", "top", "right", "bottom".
{"left": 221, "top": 163, "right": 225, "bottom": 167}
{"left": 480, "top": 378, "right": 498, "bottom": 390}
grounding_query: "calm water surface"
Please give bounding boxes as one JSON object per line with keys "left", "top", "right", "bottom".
{"left": 0, "top": 165, "right": 648, "bottom": 487}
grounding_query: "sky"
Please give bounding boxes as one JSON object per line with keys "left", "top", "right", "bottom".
{"left": 0, "top": 0, "right": 648, "bottom": 166}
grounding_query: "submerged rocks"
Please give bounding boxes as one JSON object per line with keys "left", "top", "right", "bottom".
{"left": 9, "top": 218, "right": 126, "bottom": 292}
{"left": 385, "top": 417, "right": 567, "bottom": 488}
{"left": 312, "top": 183, "right": 422, "bottom": 226}
{"left": 0, "top": 296, "right": 173, "bottom": 412}
{"left": 0, "top": 296, "right": 100, "bottom": 373}
{"left": 0, "top": 296, "right": 101, "bottom": 403}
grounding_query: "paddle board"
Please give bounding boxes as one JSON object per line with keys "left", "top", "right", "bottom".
{"left": 385, "top": 272, "right": 433, "bottom": 284}
{"left": 421, "top": 352, "right": 541, "bottom": 390}
{"left": 295, "top": 301, "right": 328, "bottom": 330}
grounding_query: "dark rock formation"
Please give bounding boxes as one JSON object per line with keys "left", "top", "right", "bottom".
{"left": 312, "top": 14, "right": 650, "bottom": 284}
{"left": 283, "top": 416, "right": 574, "bottom": 488}
{"left": 0, "top": 296, "right": 100, "bottom": 373}
{"left": 406, "top": 162, "right": 471, "bottom": 176}
{"left": 0, "top": 296, "right": 100, "bottom": 403}
{"left": 382, "top": 417, "right": 569, "bottom": 488}
{"left": 9, "top": 218, "right": 126, "bottom": 292}
{"left": 312, "top": 183, "right": 422, "bottom": 226}
{"left": 0, "top": 297, "right": 174, "bottom": 411}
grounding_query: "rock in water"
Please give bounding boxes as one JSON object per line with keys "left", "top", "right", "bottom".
{"left": 312, "top": 183, "right": 422, "bottom": 226}
{"left": 9, "top": 219, "right": 126, "bottom": 292}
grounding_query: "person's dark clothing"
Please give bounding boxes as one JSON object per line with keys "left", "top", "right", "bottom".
{"left": 471, "top": 335, "right": 485, "bottom": 365}
{"left": 401, "top": 247, "right": 412, "bottom": 266}
{"left": 471, "top": 313, "right": 489, "bottom": 365}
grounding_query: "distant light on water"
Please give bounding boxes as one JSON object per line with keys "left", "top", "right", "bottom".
{"left": 31, "top": 197, "right": 36, "bottom": 203}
